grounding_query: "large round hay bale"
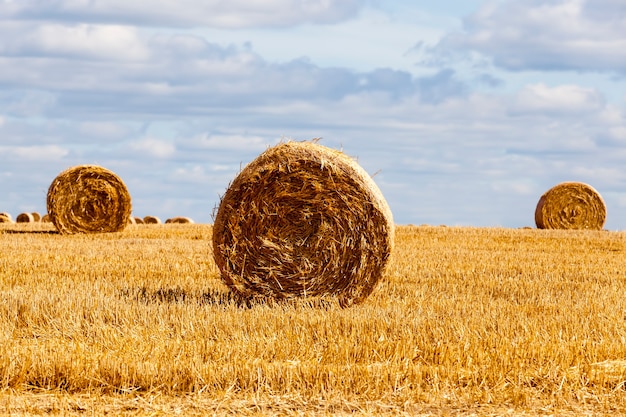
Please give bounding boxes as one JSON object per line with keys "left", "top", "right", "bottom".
{"left": 143, "top": 215, "right": 161, "bottom": 224}
{"left": 31, "top": 212, "right": 41, "bottom": 222}
{"left": 212, "top": 141, "right": 395, "bottom": 307}
{"left": 0, "top": 212, "right": 13, "bottom": 223}
{"left": 166, "top": 216, "right": 194, "bottom": 224}
{"left": 16, "top": 212, "right": 35, "bottom": 223}
{"left": 535, "top": 182, "right": 606, "bottom": 230}
{"left": 47, "top": 165, "right": 132, "bottom": 234}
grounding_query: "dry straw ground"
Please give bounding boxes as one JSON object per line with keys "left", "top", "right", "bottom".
{"left": 1, "top": 222, "right": 626, "bottom": 416}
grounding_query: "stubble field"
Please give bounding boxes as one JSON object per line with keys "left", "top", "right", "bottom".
{"left": 1, "top": 222, "right": 626, "bottom": 416}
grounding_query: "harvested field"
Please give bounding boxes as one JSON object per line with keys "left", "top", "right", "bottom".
{"left": 1, "top": 223, "right": 625, "bottom": 416}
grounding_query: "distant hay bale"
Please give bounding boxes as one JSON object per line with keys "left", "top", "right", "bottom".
{"left": 212, "top": 140, "right": 395, "bottom": 307}
{"left": 0, "top": 212, "right": 13, "bottom": 223}
{"left": 128, "top": 216, "right": 136, "bottom": 225}
{"left": 16, "top": 212, "right": 35, "bottom": 223}
{"left": 535, "top": 182, "right": 606, "bottom": 230}
{"left": 134, "top": 216, "right": 144, "bottom": 224}
{"left": 166, "top": 216, "right": 194, "bottom": 224}
{"left": 31, "top": 212, "right": 41, "bottom": 222}
{"left": 143, "top": 215, "right": 161, "bottom": 224}
{"left": 47, "top": 165, "right": 132, "bottom": 234}
{"left": 41, "top": 214, "right": 51, "bottom": 223}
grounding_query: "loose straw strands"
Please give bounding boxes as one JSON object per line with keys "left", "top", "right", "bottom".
{"left": 212, "top": 140, "right": 395, "bottom": 307}
{"left": 47, "top": 165, "right": 132, "bottom": 234}
{"left": 535, "top": 182, "right": 606, "bottom": 230}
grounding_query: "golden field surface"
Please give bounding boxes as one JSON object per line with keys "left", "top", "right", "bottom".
{"left": 1, "top": 222, "right": 626, "bottom": 416}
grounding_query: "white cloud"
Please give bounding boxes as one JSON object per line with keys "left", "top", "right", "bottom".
{"left": 181, "top": 134, "right": 274, "bottom": 152}
{"left": 510, "top": 83, "right": 605, "bottom": 116}
{"left": 0, "top": 21, "right": 149, "bottom": 61}
{"left": 2, "top": 144, "right": 69, "bottom": 161}
{"left": 128, "top": 138, "right": 176, "bottom": 158}
{"left": 434, "top": 0, "right": 626, "bottom": 72}
{"left": 2, "top": 0, "right": 366, "bottom": 28}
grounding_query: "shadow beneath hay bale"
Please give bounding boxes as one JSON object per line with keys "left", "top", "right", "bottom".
{"left": 1, "top": 229, "right": 59, "bottom": 235}
{"left": 120, "top": 286, "right": 338, "bottom": 309}
{"left": 121, "top": 286, "right": 247, "bottom": 307}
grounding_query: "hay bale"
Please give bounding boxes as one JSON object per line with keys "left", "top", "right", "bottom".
{"left": 535, "top": 182, "right": 606, "bottom": 230}
{"left": 166, "top": 216, "right": 194, "bottom": 224}
{"left": 0, "top": 212, "right": 13, "bottom": 223}
{"left": 47, "top": 165, "right": 132, "bottom": 234}
{"left": 31, "top": 212, "right": 41, "bottom": 222}
{"left": 134, "top": 216, "right": 144, "bottom": 224}
{"left": 41, "top": 214, "right": 51, "bottom": 223}
{"left": 16, "top": 212, "right": 35, "bottom": 223}
{"left": 143, "top": 215, "right": 161, "bottom": 224}
{"left": 212, "top": 140, "right": 395, "bottom": 307}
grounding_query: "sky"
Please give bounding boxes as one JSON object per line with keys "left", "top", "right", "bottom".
{"left": 1, "top": 0, "right": 626, "bottom": 229}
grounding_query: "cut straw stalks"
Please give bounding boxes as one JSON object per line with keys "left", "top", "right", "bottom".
{"left": 47, "top": 165, "right": 132, "bottom": 234}
{"left": 535, "top": 181, "right": 607, "bottom": 230}
{"left": 212, "top": 140, "right": 394, "bottom": 307}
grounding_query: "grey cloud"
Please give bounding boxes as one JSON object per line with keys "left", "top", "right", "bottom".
{"left": 0, "top": 26, "right": 470, "bottom": 119}
{"left": 432, "top": 0, "right": 626, "bottom": 73}
{"left": 0, "top": 0, "right": 366, "bottom": 28}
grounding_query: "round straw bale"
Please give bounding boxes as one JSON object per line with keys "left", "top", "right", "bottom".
{"left": 535, "top": 182, "right": 606, "bottom": 230}
{"left": 0, "top": 212, "right": 13, "bottom": 223}
{"left": 134, "top": 216, "right": 144, "bottom": 224}
{"left": 212, "top": 141, "right": 395, "bottom": 307}
{"left": 47, "top": 165, "right": 132, "bottom": 234}
{"left": 143, "top": 215, "right": 161, "bottom": 224}
{"left": 41, "top": 214, "right": 51, "bottom": 222}
{"left": 166, "top": 216, "right": 194, "bottom": 224}
{"left": 16, "top": 212, "right": 35, "bottom": 223}
{"left": 31, "top": 212, "right": 41, "bottom": 222}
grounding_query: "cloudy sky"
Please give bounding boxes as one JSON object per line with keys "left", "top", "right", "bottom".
{"left": 1, "top": 0, "right": 626, "bottom": 229}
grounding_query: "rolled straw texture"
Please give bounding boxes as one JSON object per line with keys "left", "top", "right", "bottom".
{"left": 166, "top": 216, "right": 194, "bottom": 224}
{"left": 212, "top": 141, "right": 395, "bottom": 307}
{"left": 16, "top": 212, "right": 35, "bottom": 223}
{"left": 535, "top": 182, "right": 606, "bottom": 230}
{"left": 47, "top": 165, "right": 132, "bottom": 234}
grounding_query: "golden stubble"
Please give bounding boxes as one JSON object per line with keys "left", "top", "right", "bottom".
{"left": 1, "top": 222, "right": 626, "bottom": 415}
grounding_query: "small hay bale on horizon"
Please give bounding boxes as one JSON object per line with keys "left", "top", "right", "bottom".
{"left": 16, "top": 212, "right": 35, "bottom": 223}
{"left": 143, "top": 215, "right": 161, "bottom": 224}
{"left": 165, "top": 216, "right": 194, "bottom": 224}
{"left": 134, "top": 216, "right": 144, "bottom": 224}
{"left": 41, "top": 214, "right": 51, "bottom": 222}
{"left": 47, "top": 165, "right": 132, "bottom": 234}
{"left": 535, "top": 181, "right": 606, "bottom": 230}
{"left": 212, "top": 140, "right": 395, "bottom": 308}
{"left": 0, "top": 212, "right": 13, "bottom": 223}
{"left": 31, "top": 212, "right": 41, "bottom": 222}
